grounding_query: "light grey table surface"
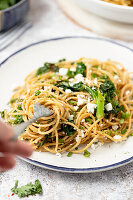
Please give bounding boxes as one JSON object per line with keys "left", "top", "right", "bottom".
{"left": 0, "top": 0, "right": 133, "bottom": 200}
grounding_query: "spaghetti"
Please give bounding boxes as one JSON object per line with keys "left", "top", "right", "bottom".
{"left": 103, "top": 0, "right": 133, "bottom": 6}
{"left": 1, "top": 58, "right": 133, "bottom": 155}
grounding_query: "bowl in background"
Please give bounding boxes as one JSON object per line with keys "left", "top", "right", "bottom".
{"left": 0, "top": 0, "right": 30, "bottom": 32}
{"left": 75, "top": 0, "right": 133, "bottom": 24}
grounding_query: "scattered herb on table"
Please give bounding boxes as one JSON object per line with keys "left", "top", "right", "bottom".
{"left": 11, "top": 179, "right": 42, "bottom": 198}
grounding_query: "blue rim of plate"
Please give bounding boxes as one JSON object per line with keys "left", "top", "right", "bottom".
{"left": 0, "top": 36, "right": 133, "bottom": 173}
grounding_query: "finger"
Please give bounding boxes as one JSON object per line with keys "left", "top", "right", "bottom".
{"left": 0, "top": 155, "right": 16, "bottom": 170}
{"left": 0, "top": 141, "right": 33, "bottom": 157}
{"left": 0, "top": 120, "right": 14, "bottom": 143}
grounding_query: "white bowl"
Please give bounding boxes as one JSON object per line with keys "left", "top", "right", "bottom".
{"left": 75, "top": 0, "right": 133, "bottom": 24}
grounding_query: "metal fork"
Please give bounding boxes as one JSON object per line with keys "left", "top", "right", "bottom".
{"left": 0, "top": 21, "right": 32, "bottom": 51}
{"left": 12, "top": 103, "right": 53, "bottom": 141}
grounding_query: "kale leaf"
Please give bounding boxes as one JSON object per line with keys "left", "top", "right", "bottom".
{"left": 37, "top": 134, "right": 50, "bottom": 148}
{"left": 36, "top": 62, "right": 59, "bottom": 76}
{"left": 67, "top": 62, "right": 86, "bottom": 77}
{"left": 100, "top": 80, "right": 116, "bottom": 103}
{"left": 61, "top": 122, "right": 76, "bottom": 136}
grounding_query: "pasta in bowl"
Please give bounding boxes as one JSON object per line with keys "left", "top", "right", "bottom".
{"left": 103, "top": 0, "right": 133, "bottom": 6}
{"left": 76, "top": 0, "right": 133, "bottom": 23}
{"left": 1, "top": 57, "right": 133, "bottom": 157}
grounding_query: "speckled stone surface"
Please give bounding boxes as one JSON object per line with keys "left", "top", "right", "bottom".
{"left": 0, "top": 0, "right": 133, "bottom": 199}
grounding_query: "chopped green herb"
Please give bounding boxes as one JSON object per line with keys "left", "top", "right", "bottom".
{"left": 13, "top": 115, "right": 24, "bottom": 125}
{"left": 85, "top": 118, "right": 93, "bottom": 123}
{"left": 120, "top": 118, "right": 124, "bottom": 124}
{"left": 11, "top": 179, "right": 42, "bottom": 198}
{"left": 50, "top": 73, "right": 56, "bottom": 78}
{"left": 68, "top": 100, "right": 77, "bottom": 105}
{"left": 121, "top": 112, "right": 131, "bottom": 119}
{"left": 67, "top": 152, "right": 73, "bottom": 157}
{"left": 35, "top": 90, "right": 41, "bottom": 96}
{"left": 130, "top": 133, "right": 133, "bottom": 136}
{"left": 91, "top": 73, "right": 97, "bottom": 78}
{"left": 116, "top": 90, "right": 120, "bottom": 95}
{"left": 83, "top": 150, "right": 90, "bottom": 158}
{"left": 98, "top": 74, "right": 108, "bottom": 80}
{"left": 58, "top": 58, "right": 66, "bottom": 62}
{"left": 59, "top": 139, "right": 64, "bottom": 143}
{"left": 92, "top": 65, "right": 99, "bottom": 68}
{"left": 79, "top": 126, "right": 85, "bottom": 129}
{"left": 121, "top": 129, "right": 127, "bottom": 134}
{"left": 75, "top": 147, "right": 78, "bottom": 150}
{"left": 0, "top": 111, "right": 4, "bottom": 118}
{"left": 10, "top": 99, "right": 16, "bottom": 103}
{"left": 17, "top": 104, "right": 23, "bottom": 110}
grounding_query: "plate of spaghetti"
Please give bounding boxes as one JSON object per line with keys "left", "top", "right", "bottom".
{"left": 76, "top": 0, "right": 133, "bottom": 23}
{"left": 0, "top": 36, "right": 133, "bottom": 173}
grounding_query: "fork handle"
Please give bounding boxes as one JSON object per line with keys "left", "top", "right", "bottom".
{"left": 12, "top": 117, "right": 37, "bottom": 141}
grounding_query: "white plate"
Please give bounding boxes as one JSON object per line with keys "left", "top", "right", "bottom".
{"left": 75, "top": 0, "right": 133, "bottom": 24}
{"left": 0, "top": 36, "right": 133, "bottom": 173}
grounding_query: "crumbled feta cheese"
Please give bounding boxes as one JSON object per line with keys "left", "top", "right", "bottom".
{"left": 76, "top": 135, "right": 79, "bottom": 142}
{"left": 69, "top": 78, "right": 74, "bottom": 82}
{"left": 100, "top": 124, "right": 103, "bottom": 127}
{"left": 69, "top": 114, "right": 74, "bottom": 121}
{"left": 98, "top": 142, "right": 103, "bottom": 147}
{"left": 81, "top": 119, "right": 85, "bottom": 122}
{"left": 81, "top": 130, "right": 85, "bottom": 138}
{"left": 92, "top": 87, "right": 96, "bottom": 90}
{"left": 75, "top": 74, "right": 84, "bottom": 83}
{"left": 73, "top": 106, "right": 79, "bottom": 111}
{"left": 56, "top": 153, "right": 62, "bottom": 158}
{"left": 112, "top": 125, "right": 119, "bottom": 130}
{"left": 91, "top": 141, "right": 103, "bottom": 150}
{"left": 59, "top": 68, "right": 68, "bottom": 76}
{"left": 65, "top": 89, "right": 72, "bottom": 94}
{"left": 44, "top": 86, "right": 51, "bottom": 91}
{"left": 34, "top": 140, "right": 38, "bottom": 144}
{"left": 59, "top": 87, "right": 63, "bottom": 90}
{"left": 88, "top": 97, "right": 90, "bottom": 103}
{"left": 105, "top": 103, "right": 113, "bottom": 111}
{"left": 93, "top": 78, "right": 98, "bottom": 85}
{"left": 70, "top": 67, "right": 76, "bottom": 72}
{"left": 91, "top": 144, "right": 98, "bottom": 150}
{"left": 77, "top": 95, "right": 87, "bottom": 106}
{"left": 113, "top": 135, "right": 122, "bottom": 140}
{"left": 114, "top": 75, "right": 119, "bottom": 80}
{"left": 85, "top": 79, "right": 91, "bottom": 85}
{"left": 126, "top": 90, "right": 130, "bottom": 95}
{"left": 87, "top": 103, "right": 97, "bottom": 114}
